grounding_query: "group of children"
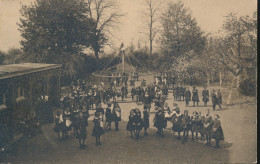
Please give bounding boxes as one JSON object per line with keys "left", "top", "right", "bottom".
{"left": 54, "top": 102, "right": 121, "bottom": 148}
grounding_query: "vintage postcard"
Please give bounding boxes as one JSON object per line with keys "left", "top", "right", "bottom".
{"left": 0, "top": 0, "right": 257, "bottom": 163}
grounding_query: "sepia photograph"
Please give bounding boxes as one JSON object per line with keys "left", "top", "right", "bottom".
{"left": 0, "top": 0, "right": 257, "bottom": 163}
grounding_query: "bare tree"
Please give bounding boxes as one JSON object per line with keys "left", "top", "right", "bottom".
{"left": 142, "top": 0, "right": 162, "bottom": 59}
{"left": 86, "top": 0, "right": 124, "bottom": 59}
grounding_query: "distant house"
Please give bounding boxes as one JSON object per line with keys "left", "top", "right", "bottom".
{"left": 0, "top": 63, "right": 61, "bottom": 148}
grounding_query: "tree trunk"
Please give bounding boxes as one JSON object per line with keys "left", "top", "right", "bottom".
{"left": 94, "top": 49, "right": 99, "bottom": 59}
{"left": 219, "top": 72, "right": 222, "bottom": 86}
{"left": 210, "top": 73, "right": 214, "bottom": 83}
{"left": 226, "top": 75, "right": 239, "bottom": 105}
{"left": 149, "top": 13, "right": 153, "bottom": 69}
{"left": 227, "top": 88, "right": 233, "bottom": 105}
{"left": 207, "top": 71, "right": 210, "bottom": 87}
{"left": 236, "top": 74, "right": 241, "bottom": 89}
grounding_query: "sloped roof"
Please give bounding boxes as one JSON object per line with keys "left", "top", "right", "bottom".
{"left": 0, "top": 63, "right": 61, "bottom": 80}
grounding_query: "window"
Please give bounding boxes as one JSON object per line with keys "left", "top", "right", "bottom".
{"left": 16, "top": 86, "right": 25, "bottom": 102}
{"left": 0, "top": 93, "right": 6, "bottom": 110}
{"left": 17, "top": 86, "right": 25, "bottom": 97}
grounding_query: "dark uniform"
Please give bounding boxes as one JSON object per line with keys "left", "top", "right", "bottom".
{"left": 192, "top": 87, "right": 199, "bottom": 106}
{"left": 180, "top": 86, "right": 185, "bottom": 101}
{"left": 63, "top": 95, "right": 71, "bottom": 109}
{"left": 212, "top": 90, "right": 218, "bottom": 110}
{"left": 184, "top": 89, "right": 191, "bottom": 107}
{"left": 154, "top": 108, "right": 166, "bottom": 137}
{"left": 105, "top": 104, "right": 112, "bottom": 130}
{"left": 96, "top": 106, "right": 104, "bottom": 116}
{"left": 77, "top": 112, "right": 88, "bottom": 148}
{"left": 191, "top": 112, "right": 201, "bottom": 140}
{"left": 112, "top": 103, "right": 121, "bottom": 131}
{"left": 212, "top": 115, "right": 224, "bottom": 148}
{"left": 181, "top": 110, "right": 191, "bottom": 143}
{"left": 203, "top": 114, "right": 213, "bottom": 145}
{"left": 121, "top": 86, "right": 125, "bottom": 101}
{"left": 131, "top": 87, "right": 136, "bottom": 100}
{"left": 172, "top": 111, "right": 182, "bottom": 139}
{"left": 54, "top": 112, "right": 63, "bottom": 140}
{"left": 217, "top": 90, "right": 222, "bottom": 109}
{"left": 202, "top": 89, "right": 209, "bottom": 106}
{"left": 63, "top": 109, "right": 72, "bottom": 138}
{"left": 92, "top": 112, "right": 104, "bottom": 146}
{"left": 143, "top": 108, "right": 150, "bottom": 136}
{"left": 176, "top": 86, "right": 180, "bottom": 101}
{"left": 126, "top": 110, "right": 135, "bottom": 137}
{"left": 143, "top": 94, "right": 152, "bottom": 111}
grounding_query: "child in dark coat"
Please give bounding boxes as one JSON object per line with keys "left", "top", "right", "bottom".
{"left": 77, "top": 111, "right": 88, "bottom": 148}
{"left": 212, "top": 114, "right": 224, "bottom": 148}
{"left": 92, "top": 112, "right": 104, "bottom": 146}
{"left": 143, "top": 106, "right": 150, "bottom": 136}
{"left": 105, "top": 103, "right": 112, "bottom": 131}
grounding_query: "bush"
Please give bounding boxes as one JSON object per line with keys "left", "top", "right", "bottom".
{"left": 239, "top": 77, "right": 256, "bottom": 96}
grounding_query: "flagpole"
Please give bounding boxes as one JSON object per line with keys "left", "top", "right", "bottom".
{"left": 122, "top": 51, "right": 125, "bottom": 73}
{"left": 120, "top": 42, "right": 125, "bottom": 74}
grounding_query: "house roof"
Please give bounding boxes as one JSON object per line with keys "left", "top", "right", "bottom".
{"left": 0, "top": 63, "right": 61, "bottom": 80}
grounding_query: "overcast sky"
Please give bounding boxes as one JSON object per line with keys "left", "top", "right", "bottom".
{"left": 0, "top": 0, "right": 257, "bottom": 52}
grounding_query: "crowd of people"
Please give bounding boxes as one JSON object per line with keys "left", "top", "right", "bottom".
{"left": 124, "top": 99, "right": 224, "bottom": 148}
{"left": 53, "top": 78, "right": 128, "bottom": 148}
{"left": 173, "top": 86, "right": 223, "bottom": 110}
{"left": 53, "top": 73, "right": 224, "bottom": 149}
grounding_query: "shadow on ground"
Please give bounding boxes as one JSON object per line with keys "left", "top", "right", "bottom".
{"left": 1, "top": 120, "right": 230, "bottom": 164}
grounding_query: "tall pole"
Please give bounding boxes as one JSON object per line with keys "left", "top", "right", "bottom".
{"left": 122, "top": 50, "right": 125, "bottom": 73}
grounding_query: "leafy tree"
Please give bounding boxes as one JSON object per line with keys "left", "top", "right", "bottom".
{"left": 3, "top": 48, "right": 26, "bottom": 64}
{"left": 0, "top": 51, "right": 5, "bottom": 64}
{"left": 160, "top": 1, "right": 206, "bottom": 62}
{"left": 18, "top": 0, "right": 95, "bottom": 78}
{"left": 215, "top": 12, "right": 257, "bottom": 89}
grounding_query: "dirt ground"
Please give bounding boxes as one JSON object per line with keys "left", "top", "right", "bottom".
{"left": 0, "top": 75, "right": 257, "bottom": 164}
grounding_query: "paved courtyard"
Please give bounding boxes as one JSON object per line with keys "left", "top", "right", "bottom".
{"left": 0, "top": 76, "right": 257, "bottom": 164}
